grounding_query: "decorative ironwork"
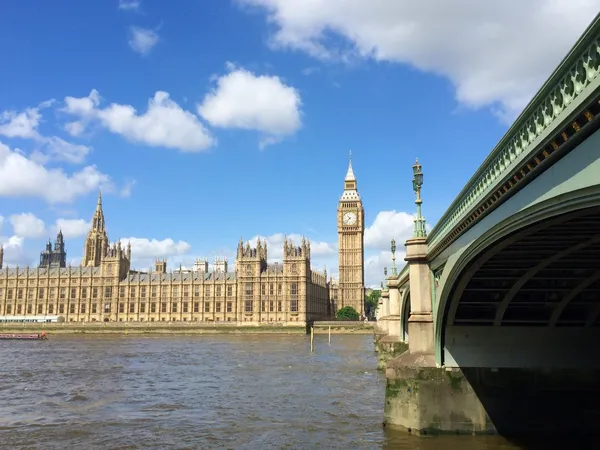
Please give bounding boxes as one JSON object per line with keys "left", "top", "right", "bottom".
{"left": 427, "top": 26, "right": 600, "bottom": 253}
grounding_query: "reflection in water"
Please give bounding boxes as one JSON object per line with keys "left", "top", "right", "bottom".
{"left": 0, "top": 335, "right": 595, "bottom": 449}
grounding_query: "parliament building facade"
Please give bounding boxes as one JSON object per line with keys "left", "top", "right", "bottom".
{"left": 0, "top": 159, "right": 367, "bottom": 324}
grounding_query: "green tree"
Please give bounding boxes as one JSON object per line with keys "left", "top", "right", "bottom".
{"left": 336, "top": 306, "right": 360, "bottom": 321}
{"left": 364, "top": 290, "right": 381, "bottom": 315}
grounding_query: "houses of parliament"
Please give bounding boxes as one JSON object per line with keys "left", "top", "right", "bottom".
{"left": 0, "top": 158, "right": 365, "bottom": 324}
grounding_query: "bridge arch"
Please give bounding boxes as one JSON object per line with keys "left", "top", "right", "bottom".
{"left": 399, "top": 287, "right": 410, "bottom": 342}
{"left": 435, "top": 187, "right": 600, "bottom": 368}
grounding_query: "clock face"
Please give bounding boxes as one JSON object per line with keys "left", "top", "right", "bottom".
{"left": 343, "top": 212, "right": 357, "bottom": 226}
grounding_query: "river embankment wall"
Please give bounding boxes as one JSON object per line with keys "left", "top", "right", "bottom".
{"left": 0, "top": 321, "right": 374, "bottom": 335}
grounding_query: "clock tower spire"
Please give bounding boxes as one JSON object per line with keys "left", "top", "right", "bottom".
{"left": 337, "top": 152, "right": 365, "bottom": 317}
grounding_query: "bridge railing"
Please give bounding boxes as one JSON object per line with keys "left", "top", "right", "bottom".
{"left": 426, "top": 13, "right": 600, "bottom": 256}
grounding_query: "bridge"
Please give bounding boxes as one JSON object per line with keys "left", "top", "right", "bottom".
{"left": 376, "top": 14, "right": 600, "bottom": 435}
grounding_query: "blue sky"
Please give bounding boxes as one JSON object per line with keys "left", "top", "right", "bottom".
{"left": 0, "top": 0, "right": 597, "bottom": 286}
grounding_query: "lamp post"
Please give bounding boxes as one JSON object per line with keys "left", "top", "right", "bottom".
{"left": 383, "top": 266, "right": 388, "bottom": 290}
{"left": 391, "top": 239, "right": 397, "bottom": 276}
{"left": 412, "top": 159, "right": 426, "bottom": 238}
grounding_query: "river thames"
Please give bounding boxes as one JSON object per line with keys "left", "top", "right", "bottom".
{"left": 0, "top": 334, "right": 592, "bottom": 449}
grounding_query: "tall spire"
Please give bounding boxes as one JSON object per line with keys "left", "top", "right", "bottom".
{"left": 345, "top": 151, "right": 356, "bottom": 182}
{"left": 92, "top": 190, "right": 105, "bottom": 232}
{"left": 341, "top": 151, "right": 360, "bottom": 200}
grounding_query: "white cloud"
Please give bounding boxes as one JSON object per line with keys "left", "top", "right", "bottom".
{"left": 0, "top": 235, "right": 30, "bottom": 267}
{"left": 9, "top": 213, "right": 46, "bottom": 238}
{"left": 53, "top": 218, "right": 90, "bottom": 238}
{"left": 198, "top": 65, "right": 302, "bottom": 147}
{"left": 119, "top": 237, "right": 192, "bottom": 268}
{"left": 128, "top": 27, "right": 159, "bottom": 55}
{"left": 0, "top": 104, "right": 92, "bottom": 164}
{"left": 62, "top": 90, "right": 215, "bottom": 152}
{"left": 31, "top": 137, "right": 91, "bottom": 165}
{"left": 364, "top": 210, "right": 416, "bottom": 251}
{"left": 118, "top": 0, "right": 140, "bottom": 11}
{"left": 0, "top": 108, "right": 41, "bottom": 138}
{"left": 365, "top": 250, "right": 400, "bottom": 289}
{"left": 238, "top": 0, "right": 600, "bottom": 119}
{"left": 0, "top": 141, "right": 113, "bottom": 203}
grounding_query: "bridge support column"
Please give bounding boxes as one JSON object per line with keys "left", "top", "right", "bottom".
{"left": 375, "top": 280, "right": 408, "bottom": 370}
{"left": 383, "top": 237, "right": 492, "bottom": 434}
{"left": 405, "top": 237, "right": 434, "bottom": 355}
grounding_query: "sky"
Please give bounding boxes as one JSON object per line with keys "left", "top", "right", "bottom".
{"left": 0, "top": 0, "right": 598, "bottom": 287}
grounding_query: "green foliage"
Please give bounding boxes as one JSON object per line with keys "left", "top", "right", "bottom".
{"left": 336, "top": 306, "right": 360, "bottom": 321}
{"left": 364, "top": 290, "right": 381, "bottom": 314}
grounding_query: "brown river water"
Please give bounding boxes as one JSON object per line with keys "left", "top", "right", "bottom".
{"left": 0, "top": 334, "right": 593, "bottom": 449}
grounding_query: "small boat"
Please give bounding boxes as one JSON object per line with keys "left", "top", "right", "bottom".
{"left": 0, "top": 332, "right": 48, "bottom": 340}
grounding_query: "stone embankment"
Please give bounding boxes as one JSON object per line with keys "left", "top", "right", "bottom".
{"left": 0, "top": 321, "right": 373, "bottom": 335}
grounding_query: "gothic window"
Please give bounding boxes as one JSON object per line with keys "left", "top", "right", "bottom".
{"left": 291, "top": 263, "right": 297, "bottom": 274}
{"left": 227, "top": 286, "right": 233, "bottom": 296}
{"left": 245, "top": 265, "right": 253, "bottom": 276}
{"left": 244, "top": 300, "right": 252, "bottom": 312}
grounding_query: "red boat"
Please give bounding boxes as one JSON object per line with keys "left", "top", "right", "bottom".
{"left": 0, "top": 332, "right": 48, "bottom": 340}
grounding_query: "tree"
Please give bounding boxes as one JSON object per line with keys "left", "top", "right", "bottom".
{"left": 365, "top": 290, "right": 381, "bottom": 316}
{"left": 336, "top": 306, "right": 360, "bottom": 321}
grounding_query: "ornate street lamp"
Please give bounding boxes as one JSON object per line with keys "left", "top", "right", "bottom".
{"left": 383, "top": 266, "right": 388, "bottom": 290}
{"left": 391, "top": 239, "right": 397, "bottom": 276}
{"left": 412, "top": 158, "right": 426, "bottom": 238}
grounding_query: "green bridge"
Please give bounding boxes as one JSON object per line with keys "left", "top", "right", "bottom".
{"left": 376, "top": 13, "right": 600, "bottom": 435}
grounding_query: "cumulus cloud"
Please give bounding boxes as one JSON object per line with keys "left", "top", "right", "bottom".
{"left": 53, "top": 218, "right": 90, "bottom": 238}
{"left": 119, "top": 237, "right": 192, "bottom": 269}
{"left": 128, "top": 26, "right": 159, "bottom": 55}
{"left": 0, "top": 141, "right": 113, "bottom": 203}
{"left": 9, "top": 213, "right": 46, "bottom": 238}
{"left": 0, "top": 108, "right": 41, "bottom": 139}
{"left": 238, "top": 0, "right": 599, "bottom": 119}
{"left": 118, "top": 0, "right": 140, "bottom": 11}
{"left": 365, "top": 250, "right": 400, "bottom": 289}
{"left": 0, "top": 105, "right": 92, "bottom": 164}
{"left": 364, "top": 210, "right": 416, "bottom": 251}
{"left": 62, "top": 89, "right": 215, "bottom": 152}
{"left": 0, "top": 235, "right": 30, "bottom": 267}
{"left": 198, "top": 64, "right": 302, "bottom": 148}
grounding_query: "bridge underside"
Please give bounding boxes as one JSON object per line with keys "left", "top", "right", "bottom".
{"left": 444, "top": 206, "right": 600, "bottom": 369}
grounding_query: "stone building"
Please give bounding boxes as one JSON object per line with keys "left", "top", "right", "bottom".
{"left": 0, "top": 193, "right": 332, "bottom": 324}
{"left": 39, "top": 231, "right": 67, "bottom": 269}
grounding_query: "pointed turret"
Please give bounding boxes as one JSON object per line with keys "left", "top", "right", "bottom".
{"left": 82, "top": 190, "right": 109, "bottom": 267}
{"left": 341, "top": 151, "right": 360, "bottom": 200}
{"left": 345, "top": 151, "right": 356, "bottom": 182}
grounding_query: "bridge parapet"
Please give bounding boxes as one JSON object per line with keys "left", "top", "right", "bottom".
{"left": 427, "top": 15, "right": 600, "bottom": 257}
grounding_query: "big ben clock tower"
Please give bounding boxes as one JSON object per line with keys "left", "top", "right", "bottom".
{"left": 337, "top": 154, "right": 365, "bottom": 317}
